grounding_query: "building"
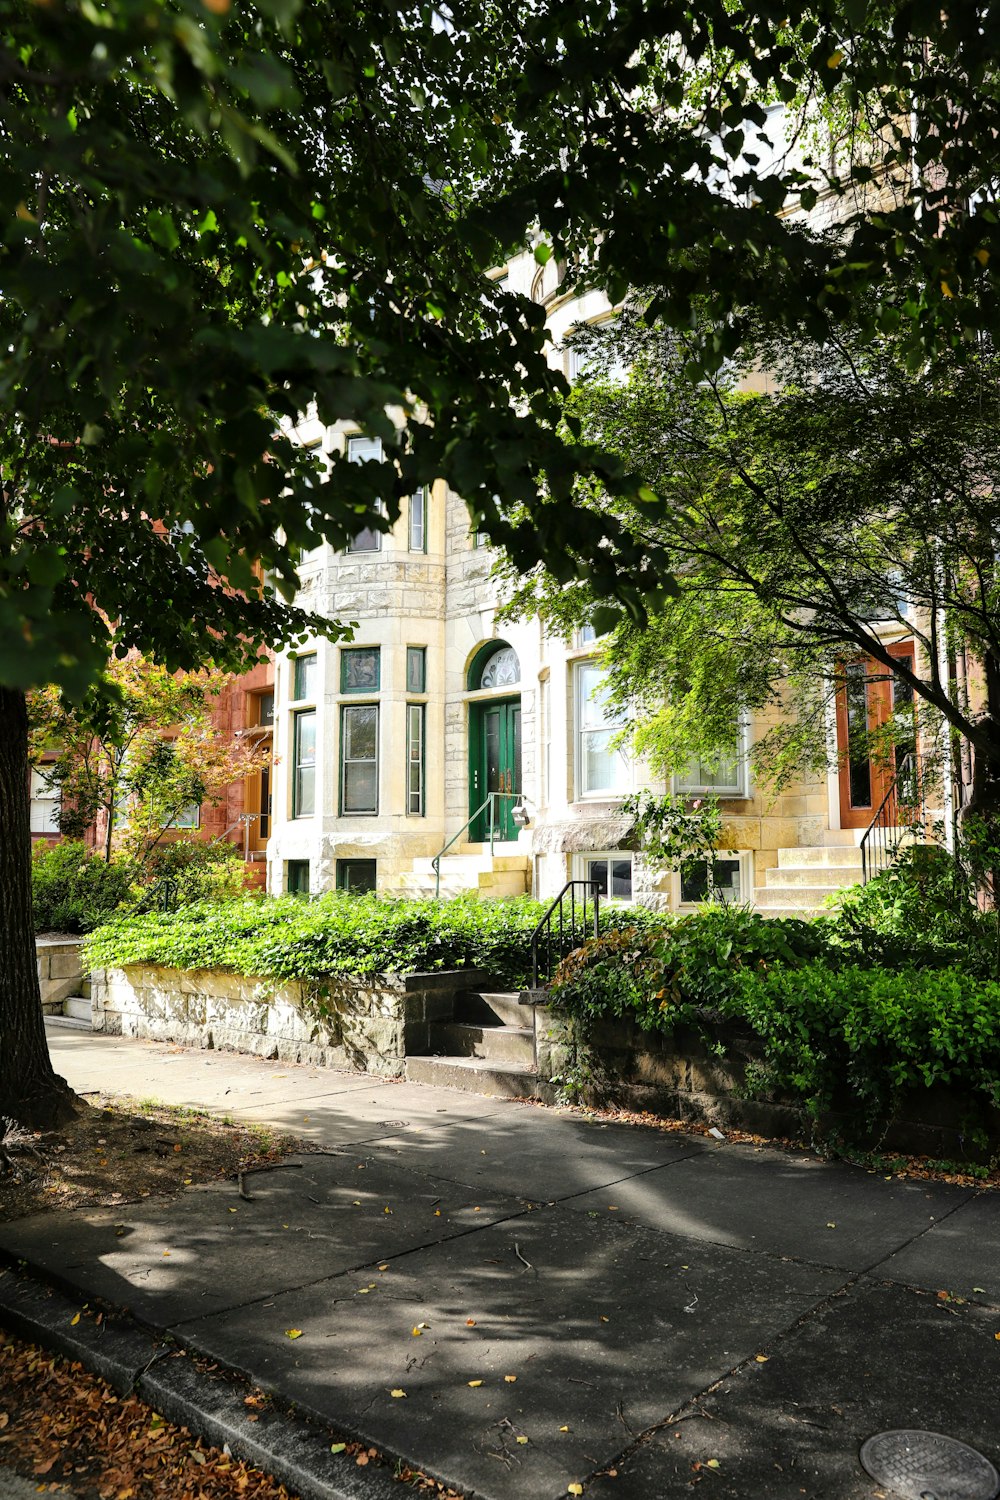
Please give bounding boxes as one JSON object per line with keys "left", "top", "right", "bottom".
{"left": 266, "top": 245, "right": 948, "bottom": 917}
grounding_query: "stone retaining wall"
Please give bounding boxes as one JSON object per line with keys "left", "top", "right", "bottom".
{"left": 90, "top": 964, "right": 489, "bottom": 1076}
{"left": 534, "top": 1006, "right": 1000, "bottom": 1162}
{"left": 36, "top": 937, "right": 84, "bottom": 1012}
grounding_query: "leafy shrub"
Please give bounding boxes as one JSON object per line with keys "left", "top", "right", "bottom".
{"left": 34, "top": 838, "right": 251, "bottom": 935}
{"left": 140, "top": 841, "right": 249, "bottom": 906}
{"left": 85, "top": 889, "right": 669, "bottom": 989}
{"left": 727, "top": 963, "right": 1000, "bottom": 1123}
{"left": 551, "top": 904, "right": 832, "bottom": 1027}
{"left": 829, "top": 847, "right": 1000, "bottom": 977}
{"left": 86, "top": 893, "right": 544, "bottom": 988}
{"left": 32, "top": 841, "right": 139, "bottom": 935}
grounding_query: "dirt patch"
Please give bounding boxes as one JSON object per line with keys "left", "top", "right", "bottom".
{"left": 0, "top": 1095, "right": 297, "bottom": 1222}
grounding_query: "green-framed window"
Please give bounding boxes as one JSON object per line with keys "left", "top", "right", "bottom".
{"left": 292, "top": 653, "right": 317, "bottom": 702}
{"left": 406, "top": 646, "right": 426, "bottom": 694}
{"left": 336, "top": 859, "right": 377, "bottom": 893}
{"left": 287, "top": 859, "right": 310, "bottom": 895}
{"left": 341, "top": 646, "right": 380, "bottom": 694}
{"left": 340, "top": 704, "right": 378, "bottom": 814}
{"left": 292, "top": 709, "right": 316, "bottom": 817}
{"left": 406, "top": 703, "right": 425, "bottom": 816}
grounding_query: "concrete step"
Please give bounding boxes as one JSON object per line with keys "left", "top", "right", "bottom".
{"left": 777, "top": 845, "right": 863, "bottom": 868}
{"left": 404, "top": 1055, "right": 542, "bottom": 1098}
{"left": 457, "top": 991, "right": 530, "bottom": 1027}
{"left": 410, "top": 854, "right": 530, "bottom": 876}
{"left": 44, "top": 1014, "right": 92, "bottom": 1032}
{"left": 425, "top": 1021, "right": 535, "bottom": 1066}
{"left": 764, "top": 866, "right": 862, "bottom": 888}
{"left": 63, "top": 996, "right": 92, "bottom": 1023}
{"left": 752, "top": 904, "right": 826, "bottom": 919}
{"left": 754, "top": 886, "right": 844, "bottom": 908}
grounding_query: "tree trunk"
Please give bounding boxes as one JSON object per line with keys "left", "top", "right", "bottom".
{"left": 0, "top": 687, "right": 77, "bottom": 1127}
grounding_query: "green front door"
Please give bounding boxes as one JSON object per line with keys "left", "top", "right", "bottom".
{"left": 470, "top": 697, "right": 521, "bottom": 840}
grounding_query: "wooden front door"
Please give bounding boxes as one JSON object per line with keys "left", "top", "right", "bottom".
{"left": 470, "top": 698, "right": 521, "bottom": 840}
{"left": 835, "top": 641, "right": 916, "bottom": 829}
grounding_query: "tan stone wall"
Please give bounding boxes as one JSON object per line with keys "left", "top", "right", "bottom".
{"left": 89, "top": 964, "right": 484, "bottom": 1076}
{"left": 36, "top": 937, "right": 85, "bottom": 1012}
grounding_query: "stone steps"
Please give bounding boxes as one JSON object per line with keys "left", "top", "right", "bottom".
{"left": 754, "top": 843, "right": 867, "bottom": 917}
{"left": 404, "top": 1055, "right": 543, "bottom": 1098}
{"left": 456, "top": 991, "right": 529, "bottom": 1028}
{"left": 424, "top": 1021, "right": 535, "bottom": 1066}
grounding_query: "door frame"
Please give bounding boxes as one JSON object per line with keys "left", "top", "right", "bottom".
{"left": 468, "top": 695, "right": 522, "bottom": 841}
{"left": 834, "top": 640, "right": 916, "bottom": 830}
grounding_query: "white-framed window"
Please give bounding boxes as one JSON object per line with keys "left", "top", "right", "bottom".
{"left": 575, "top": 662, "right": 629, "bottom": 798}
{"left": 347, "top": 436, "right": 386, "bottom": 552}
{"left": 578, "top": 851, "right": 633, "bottom": 902}
{"left": 29, "top": 768, "right": 60, "bottom": 834}
{"left": 673, "top": 728, "right": 749, "bottom": 797}
{"left": 678, "top": 852, "right": 751, "bottom": 907}
{"left": 408, "top": 486, "right": 427, "bottom": 553}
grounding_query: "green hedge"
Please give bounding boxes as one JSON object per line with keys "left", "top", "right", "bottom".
{"left": 728, "top": 963, "right": 1000, "bottom": 1122}
{"left": 84, "top": 892, "right": 666, "bottom": 990}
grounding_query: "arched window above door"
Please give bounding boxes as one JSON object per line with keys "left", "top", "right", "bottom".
{"left": 470, "top": 644, "right": 520, "bottom": 691}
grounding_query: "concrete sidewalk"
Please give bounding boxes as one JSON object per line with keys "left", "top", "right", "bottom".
{"left": 1, "top": 1024, "right": 998, "bottom": 1500}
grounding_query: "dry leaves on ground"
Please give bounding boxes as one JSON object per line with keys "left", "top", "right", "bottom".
{"left": 0, "top": 1330, "right": 465, "bottom": 1499}
{"left": 0, "top": 1095, "right": 297, "bottom": 1221}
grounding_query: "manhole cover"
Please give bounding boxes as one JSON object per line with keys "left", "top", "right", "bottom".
{"left": 860, "top": 1430, "right": 999, "bottom": 1500}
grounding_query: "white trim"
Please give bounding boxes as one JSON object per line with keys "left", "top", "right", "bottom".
{"left": 672, "top": 722, "right": 751, "bottom": 799}
{"left": 574, "top": 660, "right": 630, "bottom": 800}
{"left": 574, "top": 850, "right": 635, "bottom": 904}
{"left": 675, "top": 850, "right": 752, "bottom": 909}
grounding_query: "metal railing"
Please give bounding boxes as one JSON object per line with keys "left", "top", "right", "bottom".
{"left": 860, "top": 751, "right": 921, "bottom": 884}
{"left": 432, "top": 791, "right": 519, "bottom": 898}
{"left": 530, "top": 879, "right": 601, "bottom": 988}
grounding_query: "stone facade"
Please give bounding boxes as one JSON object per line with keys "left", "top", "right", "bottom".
{"left": 263, "top": 240, "right": 936, "bottom": 915}
{"left": 89, "top": 965, "right": 489, "bottom": 1076}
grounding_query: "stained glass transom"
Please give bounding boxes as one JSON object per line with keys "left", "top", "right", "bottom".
{"left": 479, "top": 646, "right": 520, "bottom": 689}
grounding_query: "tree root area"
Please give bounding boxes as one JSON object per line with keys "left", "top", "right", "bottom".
{"left": 0, "top": 1096, "right": 297, "bottom": 1223}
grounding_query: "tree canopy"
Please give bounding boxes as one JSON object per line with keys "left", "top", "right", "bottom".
{"left": 498, "top": 312, "right": 1000, "bottom": 804}
{"left": 4, "top": 0, "right": 1000, "bottom": 697}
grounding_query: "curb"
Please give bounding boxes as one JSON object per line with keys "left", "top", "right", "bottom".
{"left": 0, "top": 1266, "right": 406, "bottom": 1500}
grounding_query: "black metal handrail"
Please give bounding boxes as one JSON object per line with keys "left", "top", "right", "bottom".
{"left": 530, "top": 879, "right": 601, "bottom": 988}
{"left": 860, "top": 751, "right": 921, "bottom": 884}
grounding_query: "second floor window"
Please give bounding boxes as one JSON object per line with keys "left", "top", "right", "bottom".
{"left": 341, "top": 647, "right": 380, "bottom": 693}
{"left": 576, "top": 662, "right": 628, "bottom": 797}
{"left": 292, "top": 653, "right": 317, "bottom": 702}
{"left": 409, "top": 487, "right": 427, "bottom": 552}
{"left": 292, "top": 710, "right": 316, "bottom": 817}
{"left": 347, "top": 436, "right": 385, "bottom": 552}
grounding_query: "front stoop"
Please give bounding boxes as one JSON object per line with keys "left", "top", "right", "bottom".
{"left": 752, "top": 844, "right": 864, "bottom": 917}
{"left": 404, "top": 986, "right": 549, "bottom": 1098}
{"left": 386, "top": 846, "right": 531, "bottom": 900}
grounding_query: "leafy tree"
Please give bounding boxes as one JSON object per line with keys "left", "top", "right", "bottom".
{"left": 499, "top": 314, "right": 1000, "bottom": 832}
{"left": 29, "top": 659, "right": 269, "bottom": 864}
{"left": 4, "top": 0, "right": 1000, "bottom": 1124}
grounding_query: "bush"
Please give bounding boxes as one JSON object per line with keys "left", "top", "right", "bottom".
{"left": 32, "top": 841, "right": 139, "bottom": 935}
{"left": 85, "top": 893, "right": 547, "bottom": 988}
{"left": 33, "top": 838, "right": 252, "bottom": 935}
{"left": 84, "top": 889, "right": 670, "bottom": 989}
{"left": 829, "top": 848, "right": 1000, "bottom": 977}
{"left": 551, "top": 904, "right": 833, "bottom": 1028}
{"left": 727, "top": 963, "right": 1000, "bottom": 1124}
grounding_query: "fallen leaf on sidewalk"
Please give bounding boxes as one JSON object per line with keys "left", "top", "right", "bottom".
{"left": 468, "top": 1380, "right": 483, "bottom": 1388}
{"left": 391, "top": 1389, "right": 406, "bottom": 1398}
{"left": 284, "top": 1329, "right": 303, "bottom": 1339}
{"left": 331, "top": 1443, "right": 346, "bottom": 1454}
{"left": 504, "top": 1375, "right": 516, "bottom": 1383}
{"left": 70, "top": 1313, "right": 81, "bottom": 1326}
